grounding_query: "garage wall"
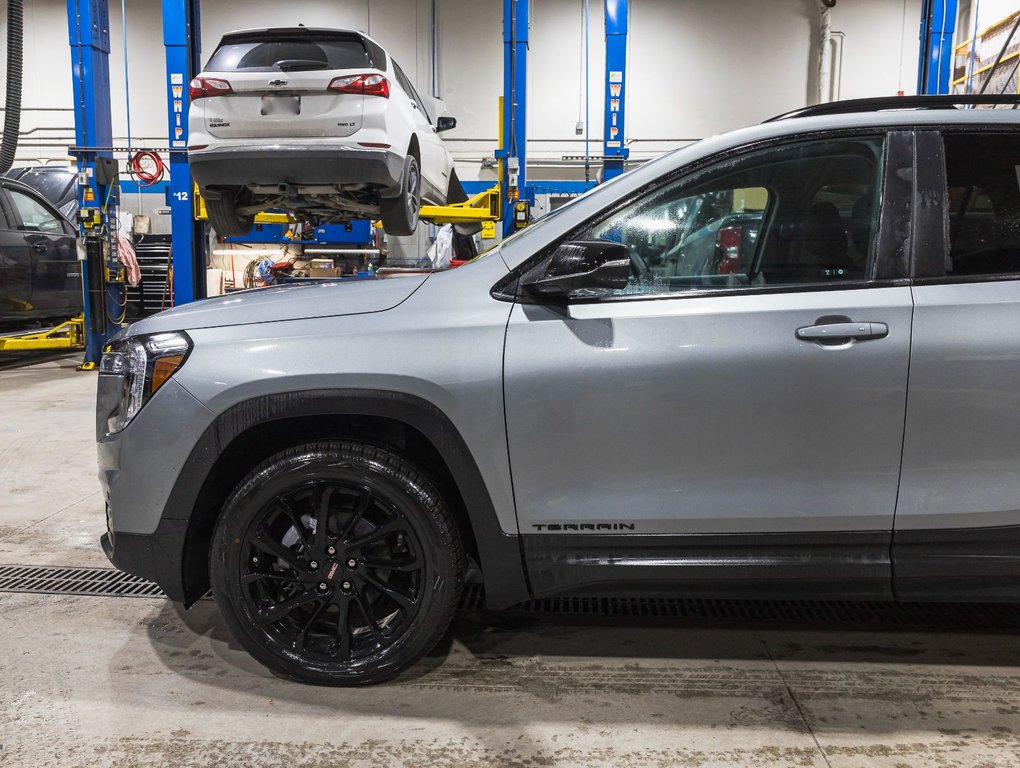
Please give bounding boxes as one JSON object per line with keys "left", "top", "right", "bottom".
{"left": 0, "top": 1, "right": 921, "bottom": 258}
{"left": 7, "top": 0, "right": 921, "bottom": 178}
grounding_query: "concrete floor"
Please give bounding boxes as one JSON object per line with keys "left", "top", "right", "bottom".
{"left": 3, "top": 353, "right": 1020, "bottom": 767}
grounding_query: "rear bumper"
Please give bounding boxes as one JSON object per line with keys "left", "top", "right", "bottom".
{"left": 189, "top": 144, "right": 404, "bottom": 191}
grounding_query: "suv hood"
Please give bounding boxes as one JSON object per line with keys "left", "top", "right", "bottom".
{"left": 127, "top": 274, "right": 430, "bottom": 335}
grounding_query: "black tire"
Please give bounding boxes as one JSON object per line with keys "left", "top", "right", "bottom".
{"left": 379, "top": 153, "right": 421, "bottom": 236}
{"left": 204, "top": 189, "right": 255, "bottom": 238}
{"left": 210, "top": 440, "right": 465, "bottom": 686}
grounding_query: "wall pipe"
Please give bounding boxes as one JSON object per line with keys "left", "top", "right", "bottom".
{"left": 818, "top": 3, "right": 832, "bottom": 103}
{"left": 0, "top": 0, "right": 24, "bottom": 173}
{"left": 584, "top": 0, "right": 589, "bottom": 184}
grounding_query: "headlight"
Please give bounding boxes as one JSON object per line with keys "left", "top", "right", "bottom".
{"left": 99, "top": 332, "right": 192, "bottom": 433}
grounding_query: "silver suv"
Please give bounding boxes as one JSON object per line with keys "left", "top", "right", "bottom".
{"left": 98, "top": 97, "right": 1020, "bottom": 685}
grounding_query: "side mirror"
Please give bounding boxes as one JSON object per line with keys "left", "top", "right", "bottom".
{"left": 523, "top": 240, "right": 630, "bottom": 299}
{"left": 436, "top": 115, "right": 457, "bottom": 132}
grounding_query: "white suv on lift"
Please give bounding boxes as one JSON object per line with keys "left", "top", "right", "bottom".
{"left": 188, "top": 27, "right": 464, "bottom": 237}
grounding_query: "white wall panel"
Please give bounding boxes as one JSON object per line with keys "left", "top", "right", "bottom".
{"left": 2, "top": 0, "right": 922, "bottom": 181}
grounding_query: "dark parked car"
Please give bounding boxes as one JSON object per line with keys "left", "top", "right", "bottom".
{"left": 0, "top": 177, "right": 81, "bottom": 328}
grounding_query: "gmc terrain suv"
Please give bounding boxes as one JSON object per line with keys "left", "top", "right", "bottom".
{"left": 100, "top": 96, "right": 1020, "bottom": 685}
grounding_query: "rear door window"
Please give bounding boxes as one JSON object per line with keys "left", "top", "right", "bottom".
{"left": 206, "top": 33, "right": 371, "bottom": 72}
{"left": 943, "top": 133, "right": 1020, "bottom": 278}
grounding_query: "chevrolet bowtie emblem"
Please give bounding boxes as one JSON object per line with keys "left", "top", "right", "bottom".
{"left": 268, "top": 79, "right": 288, "bottom": 87}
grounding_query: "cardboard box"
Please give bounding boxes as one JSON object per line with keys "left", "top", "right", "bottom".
{"left": 307, "top": 258, "right": 338, "bottom": 278}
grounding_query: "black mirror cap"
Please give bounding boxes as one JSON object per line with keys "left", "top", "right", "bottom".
{"left": 524, "top": 240, "right": 631, "bottom": 299}
{"left": 436, "top": 116, "right": 457, "bottom": 132}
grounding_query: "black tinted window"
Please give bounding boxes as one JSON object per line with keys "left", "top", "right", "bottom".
{"left": 206, "top": 34, "right": 370, "bottom": 72}
{"left": 944, "top": 133, "right": 1020, "bottom": 277}
{"left": 574, "top": 137, "right": 883, "bottom": 296}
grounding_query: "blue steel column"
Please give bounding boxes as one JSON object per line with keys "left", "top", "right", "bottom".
{"left": 603, "top": 0, "right": 629, "bottom": 180}
{"left": 162, "top": 0, "right": 203, "bottom": 304}
{"left": 501, "top": 0, "right": 529, "bottom": 237}
{"left": 68, "top": 0, "right": 116, "bottom": 363}
{"left": 917, "top": 0, "right": 959, "bottom": 94}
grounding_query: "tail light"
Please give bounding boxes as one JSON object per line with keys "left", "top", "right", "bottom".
{"left": 716, "top": 225, "right": 743, "bottom": 275}
{"left": 189, "top": 77, "right": 233, "bottom": 100}
{"left": 328, "top": 73, "right": 390, "bottom": 98}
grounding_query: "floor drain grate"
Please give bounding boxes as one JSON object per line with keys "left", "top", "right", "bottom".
{"left": 4, "top": 566, "right": 1020, "bottom": 631}
{"left": 0, "top": 564, "right": 164, "bottom": 598}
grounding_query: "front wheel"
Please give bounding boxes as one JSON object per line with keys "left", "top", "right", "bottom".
{"left": 379, "top": 154, "right": 421, "bottom": 236}
{"left": 210, "top": 441, "right": 465, "bottom": 685}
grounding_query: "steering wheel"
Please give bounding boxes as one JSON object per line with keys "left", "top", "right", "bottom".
{"left": 628, "top": 245, "right": 651, "bottom": 283}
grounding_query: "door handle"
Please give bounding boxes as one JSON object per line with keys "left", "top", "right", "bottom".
{"left": 31, "top": 242, "right": 48, "bottom": 253}
{"left": 796, "top": 321, "right": 888, "bottom": 342}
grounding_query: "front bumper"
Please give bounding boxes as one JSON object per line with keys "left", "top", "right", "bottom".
{"left": 189, "top": 144, "right": 404, "bottom": 191}
{"left": 100, "top": 520, "right": 189, "bottom": 601}
{"left": 97, "top": 375, "right": 215, "bottom": 604}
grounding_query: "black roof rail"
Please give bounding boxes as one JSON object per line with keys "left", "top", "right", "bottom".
{"left": 765, "top": 95, "right": 1020, "bottom": 122}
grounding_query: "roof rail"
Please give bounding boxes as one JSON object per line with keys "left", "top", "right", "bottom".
{"left": 765, "top": 95, "right": 1020, "bottom": 122}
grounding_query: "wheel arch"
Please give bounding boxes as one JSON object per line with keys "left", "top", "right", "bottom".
{"left": 164, "top": 389, "right": 529, "bottom": 610}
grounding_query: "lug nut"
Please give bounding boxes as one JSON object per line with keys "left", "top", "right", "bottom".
{"left": 318, "top": 582, "right": 328, "bottom": 591}
{"left": 327, "top": 546, "right": 337, "bottom": 556}
{"left": 308, "top": 560, "right": 319, "bottom": 570}
{"left": 341, "top": 580, "right": 353, "bottom": 592}
{"left": 346, "top": 558, "right": 357, "bottom": 569}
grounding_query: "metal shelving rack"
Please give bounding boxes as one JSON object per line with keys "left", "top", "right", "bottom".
{"left": 953, "top": 11, "right": 1020, "bottom": 96}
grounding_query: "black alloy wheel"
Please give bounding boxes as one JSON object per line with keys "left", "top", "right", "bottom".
{"left": 211, "top": 441, "right": 464, "bottom": 685}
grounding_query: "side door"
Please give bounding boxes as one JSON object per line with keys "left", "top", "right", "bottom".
{"left": 2, "top": 184, "right": 81, "bottom": 318}
{"left": 894, "top": 129, "right": 1020, "bottom": 601}
{"left": 503, "top": 132, "right": 915, "bottom": 599}
{"left": 0, "top": 189, "right": 33, "bottom": 322}
{"left": 392, "top": 61, "right": 448, "bottom": 202}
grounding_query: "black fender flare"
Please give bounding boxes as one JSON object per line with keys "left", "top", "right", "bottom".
{"left": 161, "top": 389, "right": 530, "bottom": 609}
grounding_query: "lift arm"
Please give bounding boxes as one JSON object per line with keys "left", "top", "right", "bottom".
{"left": 419, "top": 185, "right": 502, "bottom": 225}
{"left": 0, "top": 316, "right": 85, "bottom": 351}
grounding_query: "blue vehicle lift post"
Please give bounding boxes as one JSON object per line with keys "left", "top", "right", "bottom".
{"left": 68, "top": 0, "right": 119, "bottom": 364}
{"left": 162, "top": 0, "right": 204, "bottom": 305}
{"left": 67, "top": 0, "right": 206, "bottom": 364}
{"left": 603, "top": 0, "right": 629, "bottom": 180}
{"left": 500, "top": 0, "right": 530, "bottom": 237}
{"left": 917, "top": 0, "right": 959, "bottom": 94}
